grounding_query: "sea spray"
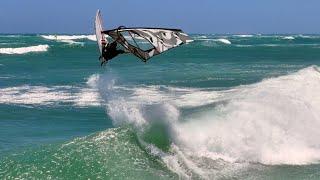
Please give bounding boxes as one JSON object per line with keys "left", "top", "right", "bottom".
{"left": 174, "top": 66, "right": 320, "bottom": 165}
{"left": 89, "top": 66, "right": 320, "bottom": 178}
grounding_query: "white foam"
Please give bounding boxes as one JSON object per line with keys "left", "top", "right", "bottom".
{"left": 60, "top": 39, "right": 84, "bottom": 45}
{"left": 255, "top": 44, "right": 319, "bottom": 47}
{"left": 0, "top": 86, "right": 71, "bottom": 105}
{"left": 0, "top": 45, "right": 49, "bottom": 54}
{"left": 198, "top": 35, "right": 208, "bottom": 38}
{"left": 0, "top": 35, "right": 21, "bottom": 38}
{"left": 0, "top": 85, "right": 101, "bottom": 107}
{"left": 41, "top": 35, "right": 97, "bottom": 44}
{"left": 174, "top": 66, "right": 320, "bottom": 165}
{"left": 282, "top": 36, "right": 295, "bottom": 40}
{"left": 298, "top": 35, "right": 319, "bottom": 39}
{"left": 75, "top": 87, "right": 101, "bottom": 107}
{"left": 197, "top": 38, "right": 231, "bottom": 45}
{"left": 235, "top": 45, "right": 253, "bottom": 48}
{"left": 112, "top": 85, "right": 222, "bottom": 108}
{"left": 261, "top": 44, "right": 280, "bottom": 47}
{"left": 86, "top": 35, "right": 97, "bottom": 41}
{"left": 216, "top": 38, "right": 231, "bottom": 44}
{"left": 41, "top": 35, "right": 97, "bottom": 41}
{"left": 233, "top": 35, "right": 254, "bottom": 38}
{"left": 193, "top": 35, "right": 208, "bottom": 40}
{"left": 186, "top": 39, "right": 194, "bottom": 43}
{"left": 92, "top": 66, "right": 320, "bottom": 173}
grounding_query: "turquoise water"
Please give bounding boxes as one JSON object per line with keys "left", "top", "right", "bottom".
{"left": 1, "top": 34, "right": 320, "bottom": 179}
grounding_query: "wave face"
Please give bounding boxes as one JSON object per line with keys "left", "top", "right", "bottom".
{"left": 0, "top": 128, "right": 177, "bottom": 179}
{"left": 0, "top": 45, "right": 49, "bottom": 54}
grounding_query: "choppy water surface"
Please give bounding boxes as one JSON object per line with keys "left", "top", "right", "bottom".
{"left": 1, "top": 34, "right": 320, "bottom": 179}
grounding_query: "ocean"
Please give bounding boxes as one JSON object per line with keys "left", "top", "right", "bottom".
{"left": 1, "top": 34, "right": 320, "bottom": 179}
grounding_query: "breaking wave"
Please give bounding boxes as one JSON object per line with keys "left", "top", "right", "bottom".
{"left": 297, "top": 35, "right": 320, "bottom": 39}
{"left": 192, "top": 35, "right": 208, "bottom": 40}
{"left": 233, "top": 34, "right": 254, "bottom": 38}
{"left": 282, "top": 36, "right": 295, "bottom": 40}
{"left": 0, "top": 45, "right": 49, "bottom": 55}
{"left": 173, "top": 66, "right": 320, "bottom": 166}
{"left": 41, "top": 35, "right": 96, "bottom": 41}
{"left": 196, "top": 38, "right": 231, "bottom": 45}
{"left": 216, "top": 38, "right": 231, "bottom": 44}
{"left": 87, "top": 66, "right": 320, "bottom": 178}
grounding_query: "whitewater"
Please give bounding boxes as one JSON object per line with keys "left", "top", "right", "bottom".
{"left": 83, "top": 66, "right": 320, "bottom": 178}
{"left": 0, "top": 45, "right": 49, "bottom": 54}
{"left": 1, "top": 34, "right": 320, "bottom": 179}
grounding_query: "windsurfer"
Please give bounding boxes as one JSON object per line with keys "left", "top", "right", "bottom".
{"left": 99, "top": 39, "right": 125, "bottom": 66}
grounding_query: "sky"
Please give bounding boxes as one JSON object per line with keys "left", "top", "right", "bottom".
{"left": 0, "top": 0, "right": 319, "bottom": 34}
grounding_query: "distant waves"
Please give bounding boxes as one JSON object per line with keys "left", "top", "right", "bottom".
{"left": 41, "top": 35, "right": 96, "bottom": 44}
{"left": 0, "top": 45, "right": 49, "bottom": 55}
{"left": 0, "top": 34, "right": 98, "bottom": 54}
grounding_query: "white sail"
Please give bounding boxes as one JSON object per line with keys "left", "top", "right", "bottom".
{"left": 94, "top": 10, "right": 108, "bottom": 54}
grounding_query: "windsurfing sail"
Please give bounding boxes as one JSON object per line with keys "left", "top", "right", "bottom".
{"left": 94, "top": 10, "right": 192, "bottom": 63}
{"left": 103, "top": 27, "right": 192, "bottom": 62}
{"left": 95, "top": 10, "right": 108, "bottom": 55}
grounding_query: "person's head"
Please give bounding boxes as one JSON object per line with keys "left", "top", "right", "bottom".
{"left": 101, "top": 39, "right": 106, "bottom": 45}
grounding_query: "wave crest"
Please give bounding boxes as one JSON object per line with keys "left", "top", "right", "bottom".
{"left": 0, "top": 45, "right": 49, "bottom": 54}
{"left": 282, "top": 36, "right": 295, "bottom": 40}
{"left": 89, "top": 66, "right": 320, "bottom": 178}
{"left": 41, "top": 35, "right": 96, "bottom": 44}
{"left": 41, "top": 35, "right": 96, "bottom": 41}
{"left": 175, "top": 66, "right": 320, "bottom": 166}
